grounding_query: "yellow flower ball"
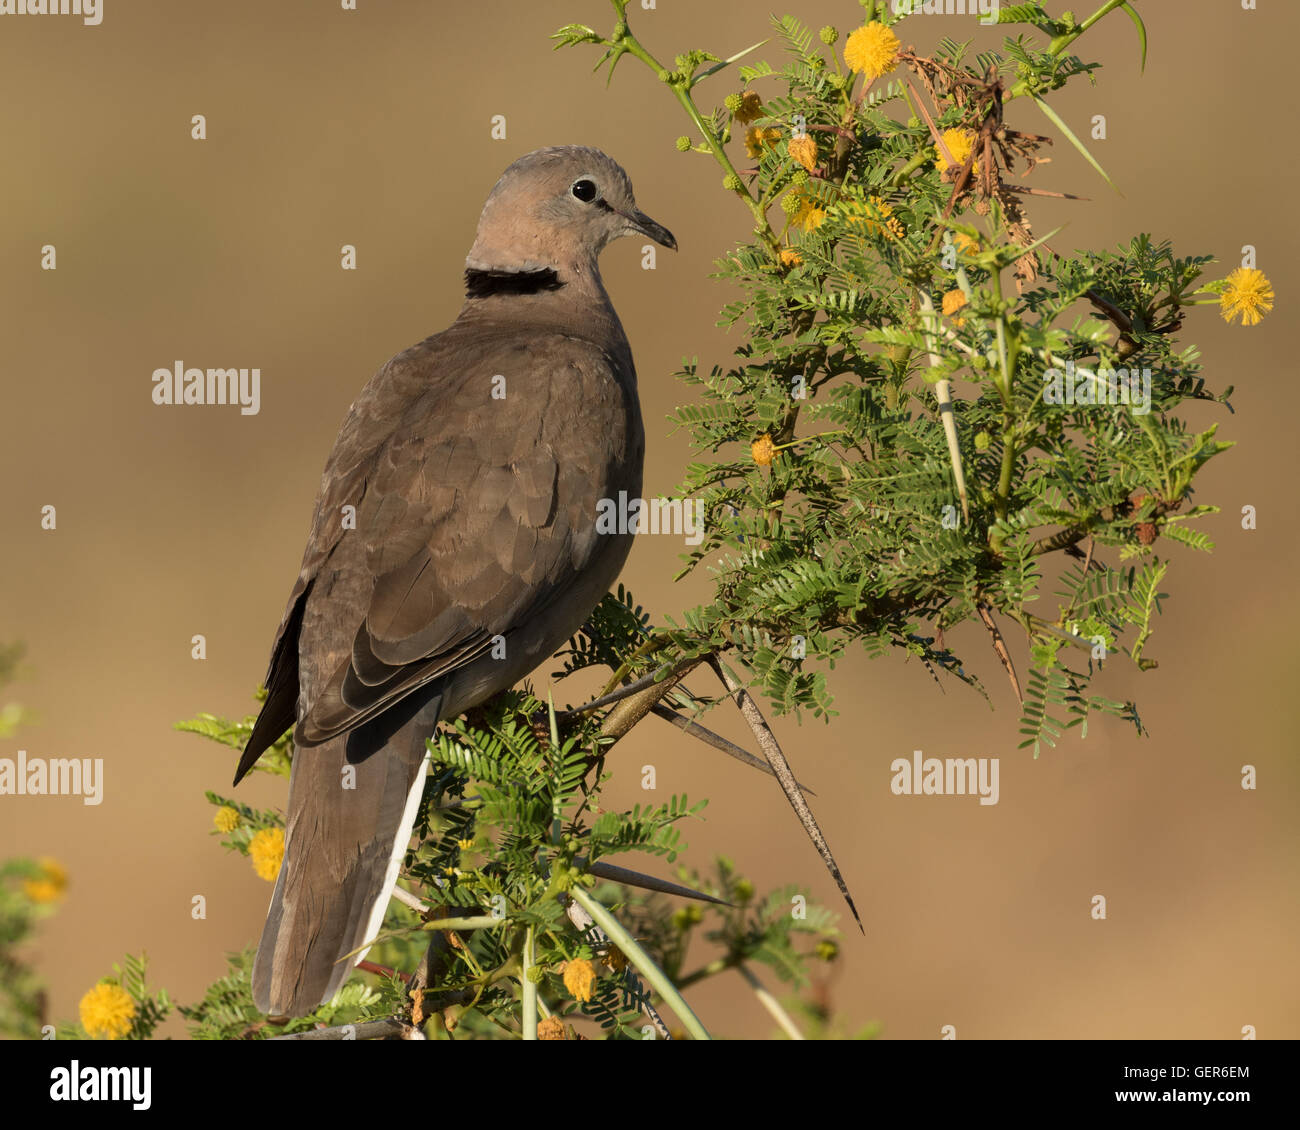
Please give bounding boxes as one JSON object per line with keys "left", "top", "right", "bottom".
{"left": 22, "top": 857, "right": 68, "bottom": 903}
{"left": 751, "top": 435, "right": 778, "bottom": 466}
{"left": 779, "top": 248, "right": 804, "bottom": 269}
{"left": 788, "top": 190, "right": 827, "bottom": 232}
{"left": 537, "top": 1015, "right": 566, "bottom": 1040}
{"left": 936, "top": 128, "right": 980, "bottom": 176}
{"left": 248, "top": 827, "right": 285, "bottom": 882}
{"left": 843, "top": 22, "right": 901, "bottom": 80}
{"left": 787, "top": 134, "right": 819, "bottom": 172}
{"left": 79, "top": 982, "right": 135, "bottom": 1040}
{"left": 562, "top": 958, "right": 598, "bottom": 1003}
{"left": 1219, "top": 268, "right": 1274, "bottom": 327}
{"left": 815, "top": 940, "right": 839, "bottom": 962}
{"left": 734, "top": 90, "right": 765, "bottom": 125}
{"left": 745, "top": 126, "right": 781, "bottom": 159}
{"left": 213, "top": 806, "right": 240, "bottom": 834}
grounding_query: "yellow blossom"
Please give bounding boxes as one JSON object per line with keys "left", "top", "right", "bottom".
{"left": 22, "top": 857, "right": 68, "bottom": 903}
{"left": 213, "top": 806, "right": 240, "bottom": 834}
{"left": 734, "top": 90, "right": 764, "bottom": 125}
{"left": 779, "top": 248, "right": 803, "bottom": 269}
{"left": 602, "top": 946, "right": 628, "bottom": 973}
{"left": 248, "top": 827, "right": 285, "bottom": 882}
{"left": 79, "top": 982, "right": 135, "bottom": 1040}
{"left": 456, "top": 838, "right": 474, "bottom": 850}
{"left": 538, "top": 1015, "right": 566, "bottom": 1040}
{"left": 841, "top": 195, "right": 905, "bottom": 241}
{"left": 787, "top": 134, "right": 818, "bottom": 172}
{"left": 843, "top": 22, "right": 901, "bottom": 80}
{"left": 788, "top": 190, "right": 826, "bottom": 232}
{"left": 745, "top": 126, "right": 781, "bottom": 159}
{"left": 815, "top": 939, "right": 839, "bottom": 962}
{"left": 672, "top": 905, "right": 703, "bottom": 930}
{"left": 953, "top": 232, "right": 980, "bottom": 256}
{"left": 935, "top": 128, "right": 980, "bottom": 176}
{"left": 751, "top": 435, "right": 778, "bottom": 466}
{"left": 563, "top": 957, "right": 597, "bottom": 1002}
{"left": 943, "top": 288, "right": 969, "bottom": 327}
{"left": 1219, "top": 268, "right": 1274, "bottom": 327}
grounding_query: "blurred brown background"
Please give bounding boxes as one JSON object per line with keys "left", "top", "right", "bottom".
{"left": 1, "top": 0, "right": 1295, "bottom": 1039}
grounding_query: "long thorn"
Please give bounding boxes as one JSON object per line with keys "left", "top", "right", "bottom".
{"left": 710, "top": 658, "right": 863, "bottom": 933}
{"left": 555, "top": 666, "right": 669, "bottom": 720}
{"left": 650, "top": 702, "right": 818, "bottom": 794}
{"left": 585, "top": 859, "right": 730, "bottom": 905}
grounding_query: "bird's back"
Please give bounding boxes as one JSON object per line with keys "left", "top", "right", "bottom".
{"left": 249, "top": 315, "right": 644, "bottom": 1016}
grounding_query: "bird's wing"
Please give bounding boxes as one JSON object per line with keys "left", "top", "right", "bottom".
{"left": 236, "top": 324, "right": 638, "bottom": 781}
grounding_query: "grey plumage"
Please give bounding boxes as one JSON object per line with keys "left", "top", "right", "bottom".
{"left": 235, "top": 147, "right": 675, "bottom": 1016}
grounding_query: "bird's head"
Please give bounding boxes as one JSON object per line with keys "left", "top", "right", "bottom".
{"left": 465, "top": 146, "right": 676, "bottom": 283}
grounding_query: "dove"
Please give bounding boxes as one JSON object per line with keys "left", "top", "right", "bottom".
{"left": 233, "top": 146, "right": 676, "bottom": 1017}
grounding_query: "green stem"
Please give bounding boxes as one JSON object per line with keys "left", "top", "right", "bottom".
{"left": 570, "top": 886, "right": 711, "bottom": 1040}
{"left": 675, "top": 954, "right": 737, "bottom": 989}
{"left": 995, "top": 433, "right": 1017, "bottom": 523}
{"left": 421, "top": 915, "right": 510, "bottom": 932}
{"left": 612, "top": 9, "right": 779, "bottom": 254}
{"left": 1069, "top": 0, "right": 1135, "bottom": 44}
{"left": 989, "top": 269, "right": 1018, "bottom": 527}
{"left": 737, "top": 963, "right": 804, "bottom": 1040}
{"left": 1008, "top": 0, "right": 1134, "bottom": 99}
{"left": 521, "top": 925, "right": 538, "bottom": 1040}
{"left": 599, "top": 631, "right": 669, "bottom": 697}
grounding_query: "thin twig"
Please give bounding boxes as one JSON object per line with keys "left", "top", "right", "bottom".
{"left": 599, "top": 656, "right": 709, "bottom": 743}
{"left": 554, "top": 666, "right": 672, "bottom": 720}
{"left": 269, "top": 1019, "right": 418, "bottom": 1041}
{"left": 356, "top": 960, "right": 409, "bottom": 983}
{"left": 390, "top": 885, "right": 429, "bottom": 914}
{"left": 736, "top": 963, "right": 805, "bottom": 1041}
{"left": 975, "top": 602, "right": 1023, "bottom": 705}
{"left": 1081, "top": 533, "right": 1096, "bottom": 576}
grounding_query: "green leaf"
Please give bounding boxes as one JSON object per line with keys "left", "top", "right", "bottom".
{"left": 1120, "top": 3, "right": 1148, "bottom": 73}
{"left": 1031, "top": 94, "right": 1121, "bottom": 195}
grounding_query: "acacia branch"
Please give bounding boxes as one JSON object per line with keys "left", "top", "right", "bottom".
{"left": 270, "top": 1018, "right": 420, "bottom": 1041}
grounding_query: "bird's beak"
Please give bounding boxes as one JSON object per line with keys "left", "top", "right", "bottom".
{"left": 624, "top": 208, "right": 678, "bottom": 251}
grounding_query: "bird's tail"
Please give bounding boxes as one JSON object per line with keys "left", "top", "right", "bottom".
{"left": 251, "top": 706, "right": 435, "bottom": 1017}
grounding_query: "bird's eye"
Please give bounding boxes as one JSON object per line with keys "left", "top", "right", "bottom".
{"left": 571, "top": 178, "right": 599, "bottom": 203}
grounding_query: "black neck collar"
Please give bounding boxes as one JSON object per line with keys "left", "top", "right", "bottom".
{"left": 464, "top": 267, "right": 564, "bottom": 299}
